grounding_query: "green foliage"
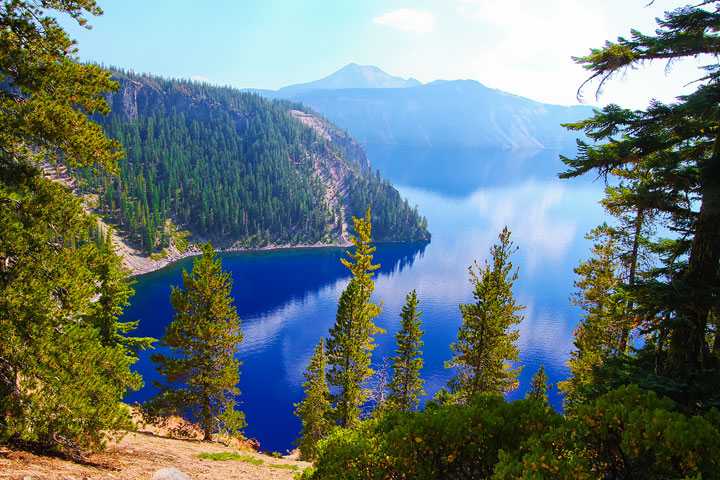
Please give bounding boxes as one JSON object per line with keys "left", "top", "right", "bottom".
{"left": 326, "top": 207, "right": 385, "bottom": 428}
{"left": 86, "top": 230, "right": 154, "bottom": 354}
{"left": 387, "top": 290, "right": 425, "bottom": 411}
{"left": 73, "top": 70, "right": 429, "bottom": 253}
{"left": 561, "top": 1, "right": 720, "bottom": 406}
{"left": 146, "top": 242, "right": 245, "bottom": 441}
{"left": 195, "top": 451, "right": 246, "bottom": 461}
{"left": 526, "top": 365, "right": 551, "bottom": 405}
{"left": 270, "top": 463, "right": 299, "bottom": 471}
{"left": 444, "top": 227, "right": 524, "bottom": 403}
{"left": 569, "top": 385, "right": 720, "bottom": 478}
{"left": 0, "top": 0, "right": 149, "bottom": 457}
{"left": 294, "top": 338, "right": 333, "bottom": 460}
{"left": 307, "top": 396, "right": 561, "bottom": 480}
{"left": 0, "top": 1, "right": 123, "bottom": 174}
{"left": 295, "top": 466, "right": 315, "bottom": 479}
{"left": 307, "top": 386, "right": 720, "bottom": 480}
{"left": 560, "top": 228, "right": 628, "bottom": 410}
{"left": 195, "top": 451, "right": 265, "bottom": 464}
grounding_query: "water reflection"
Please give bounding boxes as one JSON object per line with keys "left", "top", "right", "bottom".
{"left": 122, "top": 147, "right": 606, "bottom": 452}
{"left": 366, "top": 145, "right": 566, "bottom": 197}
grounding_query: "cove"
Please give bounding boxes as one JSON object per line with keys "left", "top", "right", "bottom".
{"left": 123, "top": 146, "right": 606, "bottom": 452}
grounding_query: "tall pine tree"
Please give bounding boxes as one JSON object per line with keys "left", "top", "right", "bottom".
{"left": 147, "top": 242, "right": 245, "bottom": 440}
{"left": 444, "top": 227, "right": 524, "bottom": 403}
{"left": 326, "top": 206, "right": 384, "bottom": 427}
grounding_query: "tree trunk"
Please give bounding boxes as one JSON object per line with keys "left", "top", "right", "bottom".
{"left": 618, "top": 207, "right": 644, "bottom": 354}
{"left": 668, "top": 139, "right": 720, "bottom": 376}
{"left": 202, "top": 391, "right": 213, "bottom": 441}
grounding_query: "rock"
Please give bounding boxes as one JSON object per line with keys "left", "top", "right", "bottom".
{"left": 247, "top": 438, "right": 261, "bottom": 451}
{"left": 151, "top": 468, "right": 190, "bottom": 480}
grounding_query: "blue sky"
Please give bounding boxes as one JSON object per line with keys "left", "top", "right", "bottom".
{"left": 62, "top": 0, "right": 710, "bottom": 108}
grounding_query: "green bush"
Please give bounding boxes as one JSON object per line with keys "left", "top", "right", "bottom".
{"left": 570, "top": 385, "right": 720, "bottom": 478}
{"left": 308, "top": 396, "right": 559, "bottom": 479}
{"left": 306, "top": 386, "right": 720, "bottom": 480}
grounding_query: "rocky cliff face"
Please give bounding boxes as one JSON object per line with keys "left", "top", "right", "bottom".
{"left": 105, "top": 73, "right": 248, "bottom": 125}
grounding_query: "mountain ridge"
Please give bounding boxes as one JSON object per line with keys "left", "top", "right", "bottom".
{"left": 251, "top": 65, "right": 594, "bottom": 149}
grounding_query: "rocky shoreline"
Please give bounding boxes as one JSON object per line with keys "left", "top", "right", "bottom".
{"left": 123, "top": 240, "right": 353, "bottom": 278}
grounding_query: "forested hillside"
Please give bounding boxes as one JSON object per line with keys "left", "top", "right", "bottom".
{"left": 73, "top": 69, "right": 429, "bottom": 254}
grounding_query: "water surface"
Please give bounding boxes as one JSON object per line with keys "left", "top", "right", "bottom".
{"left": 124, "top": 146, "right": 605, "bottom": 452}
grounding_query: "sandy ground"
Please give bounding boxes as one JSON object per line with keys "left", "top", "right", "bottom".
{"left": 0, "top": 432, "right": 311, "bottom": 480}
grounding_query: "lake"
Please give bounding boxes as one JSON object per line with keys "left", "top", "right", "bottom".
{"left": 123, "top": 145, "right": 606, "bottom": 452}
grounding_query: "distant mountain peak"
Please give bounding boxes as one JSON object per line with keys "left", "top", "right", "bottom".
{"left": 276, "top": 64, "right": 421, "bottom": 95}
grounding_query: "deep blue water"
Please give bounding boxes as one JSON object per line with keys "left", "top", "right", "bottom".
{"left": 123, "top": 146, "right": 606, "bottom": 452}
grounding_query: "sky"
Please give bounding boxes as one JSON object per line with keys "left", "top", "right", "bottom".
{"left": 61, "top": 0, "right": 712, "bottom": 109}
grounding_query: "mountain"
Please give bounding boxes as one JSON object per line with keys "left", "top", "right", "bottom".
{"left": 73, "top": 69, "right": 429, "bottom": 255}
{"left": 257, "top": 66, "right": 594, "bottom": 150}
{"left": 254, "top": 63, "right": 421, "bottom": 99}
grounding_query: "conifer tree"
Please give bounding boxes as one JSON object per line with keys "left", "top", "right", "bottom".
{"left": 526, "top": 365, "right": 551, "bottom": 405}
{"left": 326, "top": 206, "right": 384, "bottom": 427}
{"left": 0, "top": 0, "right": 148, "bottom": 456}
{"left": 387, "top": 290, "right": 425, "bottom": 411}
{"left": 559, "top": 228, "right": 628, "bottom": 409}
{"left": 86, "top": 229, "right": 154, "bottom": 354}
{"left": 444, "top": 227, "right": 524, "bottom": 403}
{"left": 561, "top": 1, "right": 720, "bottom": 405}
{"left": 294, "top": 338, "right": 332, "bottom": 461}
{"left": 147, "top": 242, "right": 245, "bottom": 441}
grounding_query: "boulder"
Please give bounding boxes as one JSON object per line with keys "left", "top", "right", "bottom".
{"left": 151, "top": 467, "right": 190, "bottom": 480}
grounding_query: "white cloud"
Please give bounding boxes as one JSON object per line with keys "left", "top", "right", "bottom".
{"left": 373, "top": 9, "right": 436, "bottom": 33}
{"left": 190, "top": 75, "right": 210, "bottom": 83}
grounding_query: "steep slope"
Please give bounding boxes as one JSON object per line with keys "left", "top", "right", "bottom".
{"left": 73, "top": 69, "right": 429, "bottom": 255}
{"left": 257, "top": 65, "right": 593, "bottom": 149}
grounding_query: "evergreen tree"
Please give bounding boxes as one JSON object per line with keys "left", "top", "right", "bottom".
{"left": 387, "top": 290, "right": 425, "bottom": 411}
{"left": 526, "top": 365, "right": 551, "bottom": 405}
{"left": 326, "top": 206, "right": 384, "bottom": 427}
{"left": 147, "top": 242, "right": 245, "bottom": 441}
{"left": 0, "top": 0, "right": 146, "bottom": 456}
{"left": 561, "top": 1, "right": 720, "bottom": 407}
{"left": 559, "top": 228, "right": 627, "bottom": 409}
{"left": 294, "top": 338, "right": 332, "bottom": 461}
{"left": 86, "top": 229, "right": 154, "bottom": 354}
{"left": 444, "top": 227, "right": 524, "bottom": 403}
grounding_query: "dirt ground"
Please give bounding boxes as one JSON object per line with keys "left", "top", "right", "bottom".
{"left": 0, "top": 431, "right": 311, "bottom": 480}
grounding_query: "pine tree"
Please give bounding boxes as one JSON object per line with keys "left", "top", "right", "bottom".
{"left": 86, "top": 229, "right": 154, "bottom": 354}
{"left": 147, "top": 242, "right": 245, "bottom": 441}
{"left": 444, "top": 227, "right": 524, "bottom": 403}
{"left": 294, "top": 338, "right": 332, "bottom": 460}
{"left": 559, "top": 228, "right": 627, "bottom": 409}
{"left": 561, "top": 1, "right": 720, "bottom": 406}
{"left": 326, "top": 206, "right": 384, "bottom": 427}
{"left": 0, "top": 0, "right": 146, "bottom": 456}
{"left": 526, "top": 365, "right": 551, "bottom": 404}
{"left": 387, "top": 290, "right": 425, "bottom": 411}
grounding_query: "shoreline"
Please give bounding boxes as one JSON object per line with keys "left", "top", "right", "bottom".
{"left": 124, "top": 237, "right": 431, "bottom": 278}
{"left": 124, "top": 240, "right": 354, "bottom": 278}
